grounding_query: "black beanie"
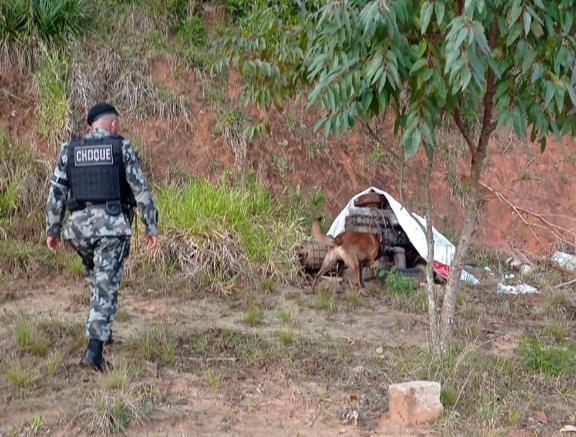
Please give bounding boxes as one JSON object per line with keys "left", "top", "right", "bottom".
{"left": 87, "top": 102, "right": 119, "bottom": 126}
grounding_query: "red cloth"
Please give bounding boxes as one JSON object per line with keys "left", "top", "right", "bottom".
{"left": 433, "top": 261, "right": 450, "bottom": 279}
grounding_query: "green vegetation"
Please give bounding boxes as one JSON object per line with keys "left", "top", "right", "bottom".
{"left": 314, "top": 288, "right": 337, "bottom": 312}
{"left": 202, "top": 368, "right": 222, "bottom": 389}
{"left": 82, "top": 389, "right": 146, "bottom": 434}
{"left": 13, "top": 312, "right": 50, "bottom": 357}
{"left": 34, "top": 50, "right": 70, "bottom": 141}
{"left": 127, "top": 326, "right": 177, "bottom": 365}
{"left": 5, "top": 360, "right": 39, "bottom": 388}
{"left": 155, "top": 174, "right": 306, "bottom": 283}
{"left": 0, "top": 132, "right": 50, "bottom": 239}
{"left": 518, "top": 335, "right": 576, "bottom": 377}
{"left": 242, "top": 304, "right": 263, "bottom": 326}
{"left": 383, "top": 269, "right": 418, "bottom": 296}
{"left": 0, "top": 0, "right": 91, "bottom": 46}
{"left": 46, "top": 350, "right": 65, "bottom": 375}
{"left": 102, "top": 363, "right": 132, "bottom": 390}
{"left": 277, "top": 328, "right": 295, "bottom": 345}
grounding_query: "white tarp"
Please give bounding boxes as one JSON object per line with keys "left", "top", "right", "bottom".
{"left": 327, "top": 187, "right": 474, "bottom": 281}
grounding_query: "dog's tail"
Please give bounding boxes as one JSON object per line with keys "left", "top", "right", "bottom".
{"left": 312, "top": 218, "right": 334, "bottom": 246}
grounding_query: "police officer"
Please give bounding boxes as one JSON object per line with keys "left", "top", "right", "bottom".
{"left": 45, "top": 103, "right": 159, "bottom": 372}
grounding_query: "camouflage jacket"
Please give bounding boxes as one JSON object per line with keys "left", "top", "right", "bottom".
{"left": 46, "top": 128, "right": 159, "bottom": 239}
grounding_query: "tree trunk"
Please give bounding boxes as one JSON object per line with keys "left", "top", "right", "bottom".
{"left": 424, "top": 154, "right": 441, "bottom": 356}
{"left": 439, "top": 21, "right": 498, "bottom": 350}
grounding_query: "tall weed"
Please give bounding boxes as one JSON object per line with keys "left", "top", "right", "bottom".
{"left": 34, "top": 49, "right": 71, "bottom": 142}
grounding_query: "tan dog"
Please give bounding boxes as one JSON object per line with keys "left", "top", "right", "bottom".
{"left": 311, "top": 218, "right": 382, "bottom": 291}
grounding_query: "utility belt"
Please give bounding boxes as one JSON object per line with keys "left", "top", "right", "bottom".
{"left": 68, "top": 200, "right": 135, "bottom": 223}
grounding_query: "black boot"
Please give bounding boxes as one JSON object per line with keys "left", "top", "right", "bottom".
{"left": 80, "top": 338, "right": 109, "bottom": 372}
{"left": 104, "top": 331, "right": 113, "bottom": 346}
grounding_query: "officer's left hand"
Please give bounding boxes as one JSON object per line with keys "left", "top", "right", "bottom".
{"left": 146, "top": 235, "right": 158, "bottom": 251}
{"left": 46, "top": 236, "right": 61, "bottom": 252}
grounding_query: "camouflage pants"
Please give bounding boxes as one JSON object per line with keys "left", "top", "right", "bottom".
{"left": 68, "top": 236, "right": 130, "bottom": 342}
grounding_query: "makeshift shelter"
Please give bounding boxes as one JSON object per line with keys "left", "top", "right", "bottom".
{"left": 327, "top": 187, "right": 456, "bottom": 278}
{"left": 302, "top": 187, "right": 478, "bottom": 283}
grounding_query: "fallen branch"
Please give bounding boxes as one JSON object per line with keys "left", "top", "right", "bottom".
{"left": 184, "top": 357, "right": 237, "bottom": 362}
{"left": 480, "top": 181, "right": 576, "bottom": 249}
{"left": 553, "top": 277, "right": 576, "bottom": 290}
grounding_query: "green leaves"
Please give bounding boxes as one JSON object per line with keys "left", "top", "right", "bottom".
{"left": 219, "top": 0, "right": 576, "bottom": 163}
{"left": 420, "top": 1, "right": 434, "bottom": 34}
{"left": 509, "top": 0, "right": 523, "bottom": 26}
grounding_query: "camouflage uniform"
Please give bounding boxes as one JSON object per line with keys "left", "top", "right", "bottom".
{"left": 46, "top": 127, "right": 158, "bottom": 343}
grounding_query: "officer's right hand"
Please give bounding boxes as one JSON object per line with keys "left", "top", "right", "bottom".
{"left": 46, "top": 236, "right": 61, "bottom": 253}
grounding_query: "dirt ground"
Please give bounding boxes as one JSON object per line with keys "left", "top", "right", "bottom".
{"left": 3, "top": 266, "right": 574, "bottom": 437}
{"left": 0, "top": 276, "right": 440, "bottom": 437}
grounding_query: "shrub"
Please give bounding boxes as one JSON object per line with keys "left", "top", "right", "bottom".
{"left": 0, "top": 0, "right": 91, "bottom": 45}
{"left": 0, "top": 0, "right": 32, "bottom": 44}
{"left": 226, "top": 0, "right": 252, "bottom": 17}
{"left": 32, "top": 0, "right": 92, "bottom": 43}
{"left": 176, "top": 15, "right": 206, "bottom": 46}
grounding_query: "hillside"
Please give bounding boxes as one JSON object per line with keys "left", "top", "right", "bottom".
{"left": 1, "top": 1, "right": 575, "bottom": 436}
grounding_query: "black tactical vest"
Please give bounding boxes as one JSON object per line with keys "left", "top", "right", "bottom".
{"left": 66, "top": 135, "right": 136, "bottom": 211}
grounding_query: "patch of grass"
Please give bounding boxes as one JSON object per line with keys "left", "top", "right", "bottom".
{"left": 278, "top": 329, "right": 295, "bottom": 345}
{"left": 440, "top": 388, "right": 457, "bottom": 407}
{"left": 116, "top": 308, "right": 130, "bottom": 322}
{"left": 447, "top": 171, "right": 470, "bottom": 206}
{"left": 68, "top": 257, "right": 85, "bottom": 277}
{"left": 307, "top": 141, "right": 328, "bottom": 157}
{"left": 38, "top": 317, "right": 85, "bottom": 350}
{"left": 13, "top": 313, "right": 49, "bottom": 357}
{"left": 82, "top": 389, "right": 147, "bottom": 434}
{"left": 541, "top": 321, "right": 571, "bottom": 344}
{"left": 518, "top": 335, "right": 576, "bottom": 377}
{"left": 128, "top": 326, "right": 177, "bottom": 365}
{"left": 5, "top": 360, "right": 39, "bottom": 388}
{"left": 466, "top": 245, "right": 507, "bottom": 269}
{"left": 102, "top": 363, "right": 131, "bottom": 391}
{"left": 543, "top": 289, "right": 575, "bottom": 317}
{"left": 30, "top": 414, "right": 44, "bottom": 432}
{"left": 390, "top": 290, "right": 427, "bottom": 314}
{"left": 46, "top": 350, "right": 65, "bottom": 375}
{"left": 0, "top": 132, "right": 51, "bottom": 241}
{"left": 455, "top": 319, "right": 480, "bottom": 341}
{"left": 314, "top": 288, "right": 337, "bottom": 312}
{"left": 343, "top": 289, "right": 362, "bottom": 308}
{"left": 368, "top": 141, "right": 384, "bottom": 163}
{"left": 202, "top": 368, "right": 222, "bottom": 389}
{"left": 70, "top": 290, "right": 90, "bottom": 307}
{"left": 183, "top": 328, "right": 282, "bottom": 367}
{"left": 258, "top": 277, "right": 276, "bottom": 293}
{"left": 176, "top": 15, "right": 206, "bottom": 46}
{"left": 383, "top": 269, "right": 418, "bottom": 296}
{"left": 523, "top": 269, "right": 561, "bottom": 290}
{"left": 273, "top": 154, "right": 289, "bottom": 178}
{"left": 243, "top": 304, "right": 263, "bottom": 326}
{"left": 518, "top": 169, "right": 531, "bottom": 180}
{"left": 278, "top": 308, "right": 293, "bottom": 325}
{"left": 156, "top": 175, "right": 304, "bottom": 263}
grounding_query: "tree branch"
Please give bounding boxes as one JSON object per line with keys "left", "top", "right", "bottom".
{"left": 361, "top": 119, "right": 402, "bottom": 163}
{"left": 454, "top": 109, "right": 476, "bottom": 159}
